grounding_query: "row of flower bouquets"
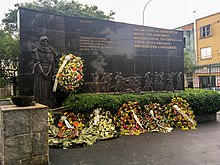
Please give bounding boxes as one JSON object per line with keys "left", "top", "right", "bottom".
{"left": 48, "top": 97, "right": 197, "bottom": 148}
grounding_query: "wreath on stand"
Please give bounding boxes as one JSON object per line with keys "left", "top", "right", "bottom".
{"left": 53, "top": 54, "right": 84, "bottom": 93}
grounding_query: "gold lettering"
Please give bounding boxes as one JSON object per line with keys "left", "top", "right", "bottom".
{"left": 80, "top": 19, "right": 93, "bottom": 23}
{"left": 133, "top": 27, "right": 181, "bottom": 50}
{"left": 80, "top": 36, "right": 113, "bottom": 51}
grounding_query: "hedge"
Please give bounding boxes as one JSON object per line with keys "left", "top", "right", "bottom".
{"left": 62, "top": 89, "right": 220, "bottom": 115}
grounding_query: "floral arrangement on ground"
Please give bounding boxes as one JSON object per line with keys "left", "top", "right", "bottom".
{"left": 48, "top": 97, "right": 197, "bottom": 148}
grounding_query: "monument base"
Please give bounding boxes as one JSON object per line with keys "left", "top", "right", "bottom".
{"left": 195, "top": 112, "right": 216, "bottom": 123}
{"left": 0, "top": 104, "right": 49, "bottom": 165}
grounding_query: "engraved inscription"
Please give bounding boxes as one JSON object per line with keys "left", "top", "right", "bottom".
{"left": 133, "top": 28, "right": 182, "bottom": 49}
{"left": 80, "top": 36, "right": 113, "bottom": 51}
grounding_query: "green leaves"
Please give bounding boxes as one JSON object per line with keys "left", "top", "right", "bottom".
{"left": 184, "top": 49, "right": 195, "bottom": 77}
{"left": 0, "top": 30, "right": 19, "bottom": 62}
{"left": 63, "top": 89, "right": 220, "bottom": 115}
{"left": 2, "top": 0, "right": 114, "bottom": 32}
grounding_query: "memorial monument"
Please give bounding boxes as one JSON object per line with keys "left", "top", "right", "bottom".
{"left": 18, "top": 8, "right": 184, "bottom": 108}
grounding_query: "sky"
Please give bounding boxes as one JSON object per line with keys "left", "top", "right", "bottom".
{"left": 1, "top": 0, "right": 220, "bottom": 29}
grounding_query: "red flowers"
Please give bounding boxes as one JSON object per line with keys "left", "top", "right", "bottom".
{"left": 73, "top": 122, "right": 79, "bottom": 127}
{"left": 77, "top": 75, "right": 82, "bottom": 80}
{"left": 58, "top": 122, "right": 63, "bottom": 128}
{"left": 72, "top": 67, "right": 77, "bottom": 72}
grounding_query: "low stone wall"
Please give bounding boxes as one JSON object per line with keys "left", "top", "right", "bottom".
{"left": 0, "top": 104, "right": 49, "bottom": 165}
{"left": 0, "top": 98, "right": 12, "bottom": 106}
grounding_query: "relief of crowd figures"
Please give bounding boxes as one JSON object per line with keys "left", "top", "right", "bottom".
{"left": 85, "top": 71, "right": 183, "bottom": 93}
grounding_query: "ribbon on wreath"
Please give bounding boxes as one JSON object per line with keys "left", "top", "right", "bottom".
{"left": 149, "top": 109, "right": 173, "bottom": 133}
{"left": 130, "top": 109, "right": 144, "bottom": 130}
{"left": 61, "top": 116, "right": 74, "bottom": 129}
{"left": 173, "top": 105, "right": 196, "bottom": 125}
{"left": 57, "top": 115, "right": 78, "bottom": 139}
{"left": 53, "top": 54, "right": 74, "bottom": 92}
{"left": 93, "top": 109, "right": 100, "bottom": 126}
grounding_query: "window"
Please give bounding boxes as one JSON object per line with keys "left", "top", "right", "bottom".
{"left": 199, "top": 76, "right": 215, "bottom": 88}
{"left": 183, "top": 37, "right": 186, "bottom": 48}
{"left": 200, "top": 24, "right": 211, "bottom": 38}
{"left": 201, "top": 47, "right": 212, "bottom": 59}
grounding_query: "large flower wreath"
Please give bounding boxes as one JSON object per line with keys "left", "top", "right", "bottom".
{"left": 53, "top": 54, "right": 84, "bottom": 93}
{"left": 114, "top": 101, "right": 144, "bottom": 136}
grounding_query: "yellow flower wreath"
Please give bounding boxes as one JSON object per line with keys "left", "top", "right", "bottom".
{"left": 53, "top": 54, "right": 84, "bottom": 93}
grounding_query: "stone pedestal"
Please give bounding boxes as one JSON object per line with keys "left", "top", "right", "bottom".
{"left": 0, "top": 104, "right": 49, "bottom": 165}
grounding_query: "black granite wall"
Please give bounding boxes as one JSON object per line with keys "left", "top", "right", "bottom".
{"left": 19, "top": 8, "right": 184, "bottom": 95}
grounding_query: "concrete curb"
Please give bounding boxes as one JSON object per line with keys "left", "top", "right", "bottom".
{"left": 216, "top": 111, "right": 220, "bottom": 121}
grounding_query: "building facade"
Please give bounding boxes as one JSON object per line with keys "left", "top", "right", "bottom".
{"left": 194, "top": 12, "right": 220, "bottom": 89}
{"left": 176, "top": 23, "right": 195, "bottom": 88}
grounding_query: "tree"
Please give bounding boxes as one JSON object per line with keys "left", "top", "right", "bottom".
{"left": 0, "top": 30, "right": 19, "bottom": 91}
{"left": 1, "top": 0, "right": 115, "bottom": 57}
{"left": 0, "top": 30, "right": 19, "bottom": 64}
{"left": 184, "top": 49, "right": 195, "bottom": 77}
{"left": 0, "top": 0, "right": 115, "bottom": 87}
{"left": 0, "top": 0, "right": 115, "bottom": 97}
{"left": 2, "top": 0, "right": 115, "bottom": 32}
{"left": 0, "top": 0, "right": 115, "bottom": 72}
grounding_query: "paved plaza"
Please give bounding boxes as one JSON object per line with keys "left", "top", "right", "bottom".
{"left": 49, "top": 121, "right": 220, "bottom": 165}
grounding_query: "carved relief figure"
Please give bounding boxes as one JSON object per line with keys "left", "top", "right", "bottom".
{"left": 158, "top": 72, "right": 164, "bottom": 91}
{"left": 100, "top": 72, "right": 113, "bottom": 92}
{"left": 32, "top": 36, "right": 58, "bottom": 108}
{"left": 143, "top": 72, "right": 153, "bottom": 91}
{"left": 91, "top": 72, "right": 100, "bottom": 93}
{"left": 123, "top": 75, "right": 142, "bottom": 93}
{"left": 124, "top": 76, "right": 135, "bottom": 92}
{"left": 114, "top": 72, "right": 125, "bottom": 92}
{"left": 166, "top": 72, "right": 176, "bottom": 91}
{"left": 153, "top": 72, "right": 160, "bottom": 91}
{"left": 176, "top": 72, "right": 183, "bottom": 90}
{"left": 133, "top": 76, "right": 142, "bottom": 93}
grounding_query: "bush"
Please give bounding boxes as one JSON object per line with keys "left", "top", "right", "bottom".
{"left": 0, "top": 77, "right": 7, "bottom": 88}
{"left": 178, "top": 89, "right": 220, "bottom": 115}
{"left": 62, "top": 89, "right": 220, "bottom": 115}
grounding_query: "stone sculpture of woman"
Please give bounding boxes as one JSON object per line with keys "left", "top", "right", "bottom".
{"left": 32, "top": 36, "right": 58, "bottom": 108}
